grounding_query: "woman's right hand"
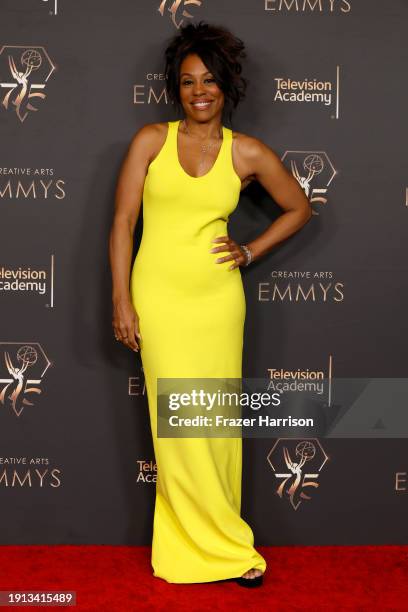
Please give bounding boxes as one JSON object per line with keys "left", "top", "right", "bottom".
{"left": 112, "top": 298, "right": 142, "bottom": 352}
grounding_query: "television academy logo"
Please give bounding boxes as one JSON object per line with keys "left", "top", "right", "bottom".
{"left": 0, "top": 46, "right": 56, "bottom": 122}
{"left": 136, "top": 459, "right": 157, "bottom": 483}
{"left": 267, "top": 438, "right": 329, "bottom": 510}
{"left": 0, "top": 343, "right": 52, "bottom": 417}
{"left": 268, "top": 355, "right": 333, "bottom": 405}
{"left": 264, "top": 0, "right": 351, "bottom": 14}
{"left": 273, "top": 67, "right": 340, "bottom": 119}
{"left": 157, "top": 0, "right": 204, "bottom": 29}
{"left": 0, "top": 257, "right": 56, "bottom": 306}
{"left": 281, "top": 151, "right": 337, "bottom": 215}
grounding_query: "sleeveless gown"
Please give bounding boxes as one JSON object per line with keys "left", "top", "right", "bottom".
{"left": 130, "top": 119, "right": 267, "bottom": 583}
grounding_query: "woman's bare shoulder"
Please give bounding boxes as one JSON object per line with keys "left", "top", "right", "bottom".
{"left": 231, "top": 128, "right": 283, "bottom": 178}
{"left": 231, "top": 128, "right": 272, "bottom": 157}
{"left": 130, "top": 121, "right": 169, "bottom": 142}
{"left": 230, "top": 129, "right": 271, "bottom": 186}
{"left": 128, "top": 121, "right": 170, "bottom": 164}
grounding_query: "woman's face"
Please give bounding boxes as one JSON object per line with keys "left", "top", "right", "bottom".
{"left": 178, "top": 53, "right": 224, "bottom": 121}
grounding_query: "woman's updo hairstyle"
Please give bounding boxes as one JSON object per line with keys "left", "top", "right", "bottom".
{"left": 164, "top": 21, "right": 248, "bottom": 123}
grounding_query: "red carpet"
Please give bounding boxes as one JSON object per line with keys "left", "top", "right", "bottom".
{"left": 0, "top": 545, "right": 407, "bottom": 610}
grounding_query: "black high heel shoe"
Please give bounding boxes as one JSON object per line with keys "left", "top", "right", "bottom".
{"left": 235, "top": 572, "right": 264, "bottom": 588}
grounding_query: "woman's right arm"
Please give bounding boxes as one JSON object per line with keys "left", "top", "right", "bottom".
{"left": 109, "top": 124, "right": 157, "bottom": 352}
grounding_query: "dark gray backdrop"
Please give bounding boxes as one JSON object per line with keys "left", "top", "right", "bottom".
{"left": 1, "top": 0, "right": 407, "bottom": 545}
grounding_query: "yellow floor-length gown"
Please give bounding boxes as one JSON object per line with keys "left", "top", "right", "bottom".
{"left": 130, "top": 118, "right": 267, "bottom": 583}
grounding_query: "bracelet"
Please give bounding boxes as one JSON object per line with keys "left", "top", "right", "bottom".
{"left": 240, "top": 244, "right": 253, "bottom": 266}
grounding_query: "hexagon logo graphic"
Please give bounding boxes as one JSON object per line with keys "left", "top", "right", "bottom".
{"left": 157, "top": 0, "right": 204, "bottom": 29}
{"left": 267, "top": 438, "right": 329, "bottom": 510}
{"left": 281, "top": 151, "right": 337, "bottom": 215}
{"left": 0, "top": 45, "right": 56, "bottom": 122}
{"left": 0, "top": 342, "right": 52, "bottom": 417}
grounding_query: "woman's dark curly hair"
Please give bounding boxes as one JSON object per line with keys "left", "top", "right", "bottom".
{"left": 164, "top": 21, "right": 248, "bottom": 124}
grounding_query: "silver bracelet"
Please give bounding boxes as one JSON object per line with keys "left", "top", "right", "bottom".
{"left": 240, "top": 244, "right": 253, "bottom": 266}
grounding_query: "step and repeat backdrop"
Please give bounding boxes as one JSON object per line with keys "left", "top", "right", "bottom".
{"left": 1, "top": 0, "right": 407, "bottom": 546}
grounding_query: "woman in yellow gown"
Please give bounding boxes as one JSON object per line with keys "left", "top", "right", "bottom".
{"left": 109, "top": 22, "right": 311, "bottom": 586}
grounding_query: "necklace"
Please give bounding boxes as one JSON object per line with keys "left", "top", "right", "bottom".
{"left": 182, "top": 119, "right": 223, "bottom": 174}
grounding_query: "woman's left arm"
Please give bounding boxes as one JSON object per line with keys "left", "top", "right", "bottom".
{"left": 211, "top": 135, "right": 312, "bottom": 268}
{"left": 238, "top": 135, "right": 312, "bottom": 263}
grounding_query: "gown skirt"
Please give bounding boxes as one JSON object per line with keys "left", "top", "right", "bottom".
{"left": 130, "top": 119, "right": 267, "bottom": 583}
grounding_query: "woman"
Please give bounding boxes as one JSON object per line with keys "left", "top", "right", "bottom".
{"left": 109, "top": 21, "right": 311, "bottom": 587}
